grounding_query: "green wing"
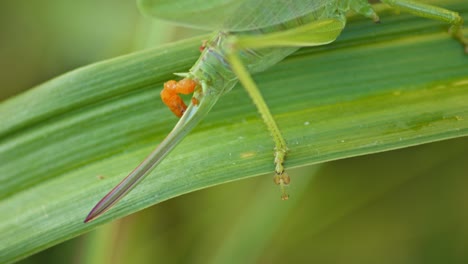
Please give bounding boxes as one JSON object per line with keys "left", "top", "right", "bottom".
{"left": 137, "top": 0, "right": 328, "bottom": 31}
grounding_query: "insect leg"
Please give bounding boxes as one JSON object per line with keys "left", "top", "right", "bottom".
{"left": 225, "top": 19, "right": 346, "bottom": 199}
{"left": 350, "top": 0, "right": 381, "bottom": 23}
{"left": 226, "top": 50, "right": 290, "bottom": 200}
{"left": 380, "top": 0, "right": 467, "bottom": 52}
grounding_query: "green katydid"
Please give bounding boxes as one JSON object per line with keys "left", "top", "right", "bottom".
{"left": 84, "top": 0, "right": 467, "bottom": 223}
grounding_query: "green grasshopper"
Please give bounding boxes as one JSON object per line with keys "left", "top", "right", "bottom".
{"left": 85, "top": 0, "right": 467, "bottom": 223}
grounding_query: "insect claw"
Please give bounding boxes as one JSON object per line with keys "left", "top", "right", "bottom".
{"left": 372, "top": 14, "right": 381, "bottom": 24}
{"left": 448, "top": 25, "right": 468, "bottom": 54}
{"left": 273, "top": 172, "right": 290, "bottom": 200}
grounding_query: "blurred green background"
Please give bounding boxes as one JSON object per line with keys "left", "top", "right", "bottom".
{"left": 2, "top": 0, "right": 468, "bottom": 263}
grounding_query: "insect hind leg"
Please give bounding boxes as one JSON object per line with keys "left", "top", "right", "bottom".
{"left": 225, "top": 42, "right": 291, "bottom": 200}
{"left": 380, "top": 0, "right": 468, "bottom": 53}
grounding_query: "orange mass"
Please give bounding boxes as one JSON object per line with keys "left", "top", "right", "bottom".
{"left": 161, "top": 78, "right": 197, "bottom": 117}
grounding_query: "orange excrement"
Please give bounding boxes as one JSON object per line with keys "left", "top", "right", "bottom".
{"left": 161, "top": 78, "right": 197, "bottom": 118}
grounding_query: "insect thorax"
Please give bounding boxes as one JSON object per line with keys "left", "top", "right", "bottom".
{"left": 187, "top": 0, "right": 368, "bottom": 96}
